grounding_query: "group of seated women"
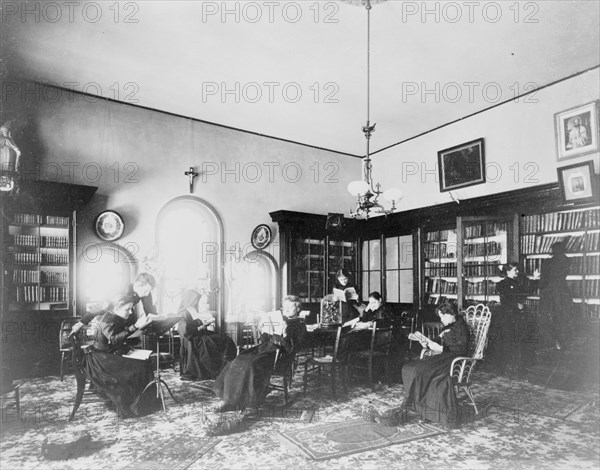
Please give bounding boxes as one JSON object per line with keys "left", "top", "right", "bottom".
{"left": 79, "top": 272, "right": 471, "bottom": 430}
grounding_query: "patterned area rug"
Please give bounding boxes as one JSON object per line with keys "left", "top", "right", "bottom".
{"left": 122, "top": 436, "right": 220, "bottom": 470}
{"left": 279, "top": 419, "right": 445, "bottom": 460}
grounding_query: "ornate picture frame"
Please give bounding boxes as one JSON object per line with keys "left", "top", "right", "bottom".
{"left": 554, "top": 100, "right": 599, "bottom": 161}
{"left": 437, "top": 138, "right": 486, "bottom": 192}
{"left": 557, "top": 160, "right": 598, "bottom": 205}
{"left": 251, "top": 224, "right": 272, "bottom": 250}
{"left": 94, "top": 210, "right": 125, "bottom": 241}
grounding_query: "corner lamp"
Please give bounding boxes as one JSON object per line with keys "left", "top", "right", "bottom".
{"left": 0, "top": 123, "right": 21, "bottom": 193}
{"left": 346, "top": 0, "right": 402, "bottom": 219}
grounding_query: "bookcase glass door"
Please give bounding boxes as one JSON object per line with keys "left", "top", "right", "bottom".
{"left": 291, "top": 237, "right": 325, "bottom": 305}
{"left": 521, "top": 206, "right": 600, "bottom": 321}
{"left": 459, "top": 217, "right": 514, "bottom": 309}
{"left": 423, "top": 227, "right": 458, "bottom": 307}
{"left": 361, "top": 238, "right": 381, "bottom": 302}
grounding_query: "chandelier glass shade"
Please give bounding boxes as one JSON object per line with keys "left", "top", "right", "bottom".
{"left": 346, "top": 0, "right": 402, "bottom": 218}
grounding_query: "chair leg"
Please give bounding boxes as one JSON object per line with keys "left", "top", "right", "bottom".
{"left": 303, "top": 362, "right": 308, "bottom": 396}
{"left": 60, "top": 352, "right": 65, "bottom": 381}
{"left": 14, "top": 384, "right": 21, "bottom": 417}
{"left": 283, "top": 374, "right": 289, "bottom": 405}
{"left": 70, "top": 374, "right": 87, "bottom": 421}
{"left": 368, "top": 358, "right": 374, "bottom": 391}
{"left": 462, "top": 384, "right": 478, "bottom": 415}
{"left": 331, "top": 367, "right": 336, "bottom": 400}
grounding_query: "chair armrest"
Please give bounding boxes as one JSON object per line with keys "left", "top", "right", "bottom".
{"left": 449, "top": 356, "right": 478, "bottom": 383}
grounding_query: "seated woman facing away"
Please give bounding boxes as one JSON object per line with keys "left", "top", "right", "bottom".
{"left": 400, "top": 301, "right": 469, "bottom": 428}
{"left": 177, "top": 289, "right": 237, "bottom": 381}
{"left": 83, "top": 294, "right": 161, "bottom": 418}
{"left": 211, "top": 295, "right": 307, "bottom": 412}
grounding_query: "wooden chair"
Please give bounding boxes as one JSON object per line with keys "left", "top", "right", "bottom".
{"left": 69, "top": 330, "right": 103, "bottom": 421}
{"left": 450, "top": 303, "right": 492, "bottom": 415}
{"left": 59, "top": 317, "right": 81, "bottom": 381}
{"left": 302, "top": 326, "right": 347, "bottom": 399}
{"left": 269, "top": 348, "right": 296, "bottom": 405}
{"left": 237, "top": 322, "right": 260, "bottom": 355}
{"left": 422, "top": 321, "right": 443, "bottom": 341}
{"left": 347, "top": 322, "right": 394, "bottom": 390}
{"left": 0, "top": 367, "right": 21, "bottom": 418}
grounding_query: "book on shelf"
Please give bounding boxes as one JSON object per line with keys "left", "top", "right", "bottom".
{"left": 333, "top": 287, "right": 359, "bottom": 303}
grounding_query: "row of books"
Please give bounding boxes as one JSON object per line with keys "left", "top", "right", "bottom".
{"left": 12, "top": 235, "right": 69, "bottom": 248}
{"left": 42, "top": 272, "right": 68, "bottom": 284}
{"left": 521, "top": 208, "right": 600, "bottom": 233}
{"left": 13, "top": 270, "right": 39, "bottom": 284}
{"left": 523, "top": 257, "right": 600, "bottom": 275}
{"left": 521, "top": 234, "right": 586, "bottom": 254}
{"left": 463, "top": 263, "right": 502, "bottom": 277}
{"left": 424, "top": 263, "right": 457, "bottom": 277}
{"left": 464, "top": 223, "right": 507, "bottom": 239}
{"left": 425, "top": 230, "right": 456, "bottom": 242}
{"left": 12, "top": 253, "right": 42, "bottom": 265}
{"left": 42, "top": 253, "right": 69, "bottom": 265}
{"left": 15, "top": 286, "right": 68, "bottom": 302}
{"left": 12, "top": 214, "right": 69, "bottom": 226}
{"left": 462, "top": 241, "right": 503, "bottom": 257}
{"left": 424, "top": 295, "right": 458, "bottom": 306}
{"left": 424, "top": 278, "right": 457, "bottom": 294}
{"left": 424, "top": 243, "right": 457, "bottom": 259}
{"left": 464, "top": 280, "right": 498, "bottom": 295}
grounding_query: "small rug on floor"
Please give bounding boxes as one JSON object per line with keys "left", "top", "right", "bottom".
{"left": 279, "top": 419, "right": 445, "bottom": 460}
{"left": 123, "top": 436, "right": 220, "bottom": 470}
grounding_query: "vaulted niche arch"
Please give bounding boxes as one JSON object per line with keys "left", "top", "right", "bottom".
{"left": 155, "top": 196, "right": 224, "bottom": 327}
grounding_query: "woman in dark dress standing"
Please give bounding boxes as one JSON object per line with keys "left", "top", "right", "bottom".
{"left": 212, "top": 295, "right": 307, "bottom": 411}
{"left": 536, "top": 240, "right": 573, "bottom": 350}
{"left": 496, "top": 262, "right": 532, "bottom": 375}
{"left": 83, "top": 294, "right": 160, "bottom": 417}
{"left": 332, "top": 269, "right": 361, "bottom": 324}
{"left": 177, "top": 289, "right": 237, "bottom": 381}
{"left": 401, "top": 301, "right": 469, "bottom": 428}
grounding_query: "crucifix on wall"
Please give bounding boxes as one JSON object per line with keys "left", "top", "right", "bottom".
{"left": 184, "top": 166, "right": 198, "bottom": 193}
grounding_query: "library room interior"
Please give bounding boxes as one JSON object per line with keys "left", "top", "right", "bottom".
{"left": 1, "top": 1, "right": 599, "bottom": 469}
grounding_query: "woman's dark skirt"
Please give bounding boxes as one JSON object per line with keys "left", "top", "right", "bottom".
{"left": 402, "top": 352, "right": 459, "bottom": 427}
{"left": 180, "top": 332, "right": 237, "bottom": 380}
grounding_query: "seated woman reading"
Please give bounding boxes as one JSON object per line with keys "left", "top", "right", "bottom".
{"left": 211, "top": 295, "right": 307, "bottom": 412}
{"left": 177, "top": 289, "right": 237, "bottom": 381}
{"left": 338, "top": 291, "right": 392, "bottom": 362}
{"left": 401, "top": 301, "right": 469, "bottom": 428}
{"left": 82, "top": 294, "right": 160, "bottom": 418}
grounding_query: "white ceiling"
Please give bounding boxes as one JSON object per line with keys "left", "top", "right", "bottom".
{"left": 2, "top": 0, "right": 599, "bottom": 156}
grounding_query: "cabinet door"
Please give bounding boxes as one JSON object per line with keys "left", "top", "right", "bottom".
{"left": 291, "top": 237, "right": 325, "bottom": 305}
{"left": 458, "top": 215, "right": 518, "bottom": 310}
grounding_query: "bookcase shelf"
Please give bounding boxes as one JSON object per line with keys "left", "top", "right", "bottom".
{"left": 521, "top": 206, "right": 600, "bottom": 321}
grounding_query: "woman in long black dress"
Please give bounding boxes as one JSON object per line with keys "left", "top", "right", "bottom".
{"left": 177, "top": 289, "right": 237, "bottom": 381}
{"left": 212, "top": 295, "right": 307, "bottom": 411}
{"left": 536, "top": 241, "right": 573, "bottom": 350}
{"left": 83, "top": 294, "right": 160, "bottom": 417}
{"left": 401, "top": 301, "right": 469, "bottom": 428}
{"left": 332, "top": 269, "right": 361, "bottom": 324}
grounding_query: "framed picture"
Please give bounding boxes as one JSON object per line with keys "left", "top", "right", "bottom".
{"left": 437, "top": 138, "right": 485, "bottom": 192}
{"left": 251, "top": 224, "right": 272, "bottom": 250}
{"left": 554, "top": 100, "right": 599, "bottom": 161}
{"left": 94, "top": 210, "right": 125, "bottom": 241}
{"left": 557, "top": 160, "right": 598, "bottom": 204}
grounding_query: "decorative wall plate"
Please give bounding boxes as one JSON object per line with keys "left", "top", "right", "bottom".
{"left": 251, "top": 224, "right": 272, "bottom": 250}
{"left": 94, "top": 210, "right": 125, "bottom": 241}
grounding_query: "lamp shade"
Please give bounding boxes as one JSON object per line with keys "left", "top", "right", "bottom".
{"left": 383, "top": 187, "right": 403, "bottom": 202}
{"left": 347, "top": 180, "right": 370, "bottom": 197}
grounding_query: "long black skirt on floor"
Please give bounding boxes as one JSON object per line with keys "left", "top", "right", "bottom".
{"left": 212, "top": 346, "right": 277, "bottom": 409}
{"left": 402, "top": 352, "right": 459, "bottom": 427}
{"left": 180, "top": 332, "right": 237, "bottom": 380}
{"left": 83, "top": 351, "right": 160, "bottom": 417}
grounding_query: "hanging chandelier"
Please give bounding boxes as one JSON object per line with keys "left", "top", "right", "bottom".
{"left": 347, "top": 0, "right": 402, "bottom": 219}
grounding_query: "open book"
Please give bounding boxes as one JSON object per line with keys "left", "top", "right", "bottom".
{"left": 261, "top": 310, "right": 286, "bottom": 336}
{"left": 123, "top": 349, "right": 153, "bottom": 361}
{"left": 408, "top": 331, "right": 438, "bottom": 348}
{"left": 333, "top": 287, "right": 359, "bottom": 303}
{"left": 128, "top": 314, "right": 182, "bottom": 338}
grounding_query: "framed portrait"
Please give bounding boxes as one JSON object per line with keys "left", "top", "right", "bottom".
{"left": 251, "top": 224, "right": 272, "bottom": 250}
{"left": 437, "top": 138, "right": 485, "bottom": 192}
{"left": 557, "top": 160, "right": 598, "bottom": 204}
{"left": 554, "top": 100, "right": 599, "bottom": 161}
